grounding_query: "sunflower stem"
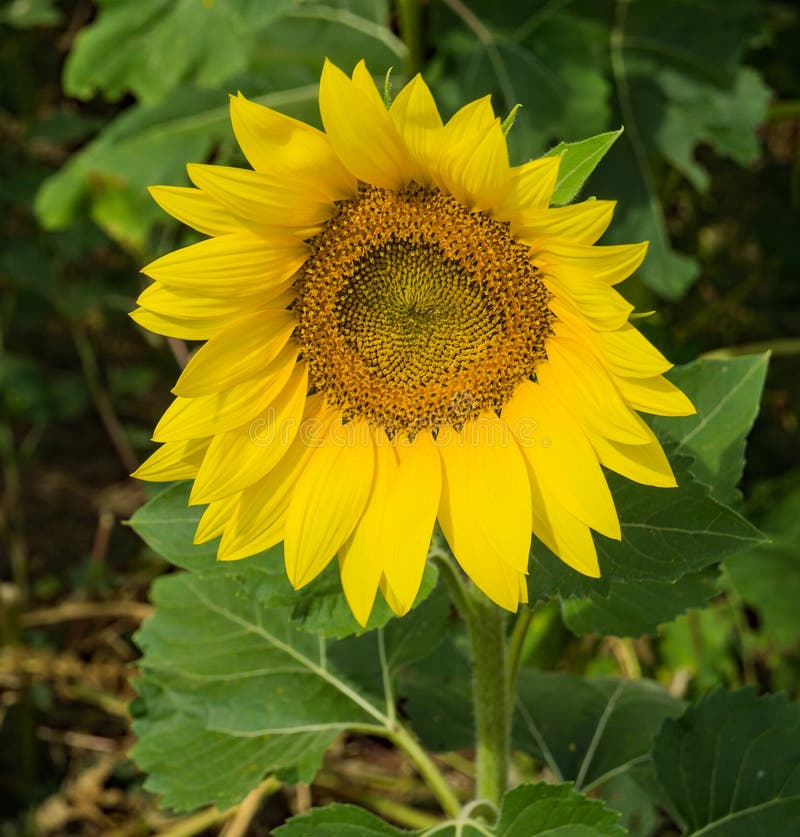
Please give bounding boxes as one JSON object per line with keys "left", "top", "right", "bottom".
{"left": 396, "top": 0, "right": 424, "bottom": 77}
{"left": 465, "top": 588, "right": 510, "bottom": 808}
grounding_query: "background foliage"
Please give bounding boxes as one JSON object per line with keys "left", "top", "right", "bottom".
{"left": 2, "top": 0, "right": 800, "bottom": 834}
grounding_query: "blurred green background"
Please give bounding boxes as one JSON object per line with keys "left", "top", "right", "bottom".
{"left": 1, "top": 0, "right": 799, "bottom": 834}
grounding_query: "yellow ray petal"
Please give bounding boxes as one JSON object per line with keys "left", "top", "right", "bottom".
{"left": 194, "top": 493, "right": 240, "bottom": 544}
{"left": 599, "top": 325, "right": 672, "bottom": 378}
{"left": 220, "top": 395, "right": 332, "bottom": 554}
{"left": 526, "top": 463, "right": 600, "bottom": 577}
{"left": 437, "top": 414, "right": 531, "bottom": 611}
{"left": 517, "top": 200, "right": 616, "bottom": 245}
{"left": 137, "top": 282, "right": 262, "bottom": 320}
{"left": 229, "top": 93, "right": 356, "bottom": 200}
{"left": 545, "top": 273, "right": 633, "bottom": 331}
{"left": 381, "top": 431, "right": 441, "bottom": 616}
{"left": 148, "top": 186, "right": 243, "bottom": 237}
{"left": 284, "top": 416, "right": 375, "bottom": 589}
{"left": 502, "top": 380, "right": 621, "bottom": 539}
{"left": 533, "top": 240, "right": 648, "bottom": 285}
{"left": 172, "top": 309, "right": 296, "bottom": 398}
{"left": 132, "top": 437, "right": 210, "bottom": 482}
{"left": 318, "top": 59, "right": 413, "bottom": 190}
{"left": 588, "top": 420, "right": 677, "bottom": 488}
{"left": 497, "top": 156, "right": 561, "bottom": 219}
{"left": 436, "top": 118, "right": 510, "bottom": 211}
{"left": 540, "top": 338, "right": 652, "bottom": 445}
{"left": 129, "top": 306, "right": 233, "bottom": 340}
{"left": 153, "top": 343, "right": 298, "bottom": 443}
{"left": 141, "top": 233, "right": 307, "bottom": 298}
{"left": 389, "top": 74, "right": 443, "bottom": 185}
{"left": 379, "top": 573, "right": 406, "bottom": 617}
{"left": 338, "top": 431, "right": 397, "bottom": 627}
{"left": 187, "top": 164, "right": 334, "bottom": 235}
{"left": 190, "top": 362, "right": 308, "bottom": 504}
{"left": 613, "top": 373, "right": 697, "bottom": 417}
{"left": 441, "top": 95, "right": 495, "bottom": 141}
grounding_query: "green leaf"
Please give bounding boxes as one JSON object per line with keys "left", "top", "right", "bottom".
{"left": 275, "top": 783, "right": 626, "bottom": 836}
{"left": 545, "top": 130, "right": 623, "bottom": 206}
{"left": 652, "top": 355, "right": 770, "bottom": 506}
{"left": 653, "top": 688, "right": 800, "bottom": 834}
{"left": 491, "top": 783, "right": 625, "bottom": 836}
{"left": 273, "top": 803, "right": 411, "bottom": 836}
{"left": 132, "top": 566, "right": 392, "bottom": 810}
{"left": 725, "top": 482, "right": 800, "bottom": 647}
{"left": 513, "top": 672, "right": 683, "bottom": 794}
{"left": 128, "top": 480, "right": 438, "bottom": 637}
{"left": 527, "top": 452, "right": 764, "bottom": 602}
{"left": 63, "top": 0, "right": 296, "bottom": 104}
{"left": 561, "top": 569, "right": 718, "bottom": 638}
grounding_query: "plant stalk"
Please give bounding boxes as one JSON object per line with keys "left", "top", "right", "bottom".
{"left": 396, "top": 0, "right": 424, "bottom": 77}
{"left": 466, "top": 590, "right": 510, "bottom": 807}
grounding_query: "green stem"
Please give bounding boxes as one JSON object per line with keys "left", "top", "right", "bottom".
{"left": 386, "top": 726, "right": 462, "bottom": 818}
{"left": 396, "top": 0, "right": 424, "bottom": 77}
{"left": 465, "top": 590, "right": 510, "bottom": 807}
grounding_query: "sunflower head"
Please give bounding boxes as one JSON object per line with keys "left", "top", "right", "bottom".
{"left": 132, "top": 59, "right": 694, "bottom": 626}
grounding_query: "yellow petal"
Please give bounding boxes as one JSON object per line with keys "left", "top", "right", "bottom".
{"left": 389, "top": 73, "right": 443, "bottom": 185}
{"left": 338, "top": 431, "right": 397, "bottom": 627}
{"left": 437, "top": 414, "right": 531, "bottom": 611}
{"left": 440, "top": 95, "right": 495, "bottom": 142}
{"left": 229, "top": 93, "right": 356, "bottom": 200}
{"left": 129, "top": 306, "right": 232, "bottom": 340}
{"left": 132, "top": 437, "right": 210, "bottom": 481}
{"left": 613, "top": 373, "right": 697, "bottom": 417}
{"left": 381, "top": 431, "right": 441, "bottom": 615}
{"left": 436, "top": 118, "right": 510, "bottom": 211}
{"left": 527, "top": 464, "right": 600, "bottom": 577}
{"left": 220, "top": 395, "right": 332, "bottom": 555}
{"left": 539, "top": 338, "right": 651, "bottom": 445}
{"left": 172, "top": 309, "right": 296, "bottom": 398}
{"left": 284, "top": 417, "right": 375, "bottom": 589}
{"left": 153, "top": 343, "right": 298, "bottom": 443}
{"left": 141, "top": 233, "right": 307, "bottom": 298}
{"left": 194, "top": 494, "right": 240, "bottom": 544}
{"left": 318, "top": 58, "right": 413, "bottom": 190}
{"left": 148, "top": 186, "right": 243, "bottom": 237}
{"left": 533, "top": 240, "right": 648, "bottom": 285}
{"left": 517, "top": 200, "right": 616, "bottom": 245}
{"left": 496, "top": 156, "right": 561, "bottom": 219}
{"left": 136, "top": 282, "right": 257, "bottom": 319}
{"left": 190, "top": 362, "right": 308, "bottom": 503}
{"left": 546, "top": 274, "right": 633, "bottom": 331}
{"left": 186, "top": 163, "right": 333, "bottom": 235}
{"left": 588, "top": 420, "right": 677, "bottom": 488}
{"left": 600, "top": 325, "right": 672, "bottom": 378}
{"left": 502, "top": 380, "right": 620, "bottom": 539}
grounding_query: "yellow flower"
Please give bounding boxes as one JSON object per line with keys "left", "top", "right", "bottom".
{"left": 132, "top": 59, "right": 694, "bottom": 626}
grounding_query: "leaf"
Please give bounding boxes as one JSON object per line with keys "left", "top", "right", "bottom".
{"left": 653, "top": 688, "right": 800, "bottom": 834}
{"left": 128, "top": 480, "right": 439, "bottom": 636}
{"left": 273, "top": 803, "right": 411, "bottom": 836}
{"left": 63, "top": 0, "right": 296, "bottom": 104}
{"left": 491, "top": 783, "right": 625, "bottom": 836}
{"left": 652, "top": 355, "right": 770, "bottom": 506}
{"left": 290, "top": 561, "right": 440, "bottom": 639}
{"left": 527, "top": 452, "right": 764, "bottom": 603}
{"left": 561, "top": 569, "right": 718, "bottom": 638}
{"left": 513, "top": 671, "right": 683, "bottom": 794}
{"left": 275, "top": 783, "right": 626, "bottom": 836}
{"left": 433, "top": 0, "right": 770, "bottom": 298}
{"left": 725, "top": 482, "right": 800, "bottom": 647}
{"left": 545, "top": 129, "right": 623, "bottom": 206}
{"left": 132, "top": 566, "right": 392, "bottom": 810}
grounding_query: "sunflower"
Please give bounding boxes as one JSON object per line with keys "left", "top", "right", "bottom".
{"left": 132, "top": 59, "right": 694, "bottom": 626}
